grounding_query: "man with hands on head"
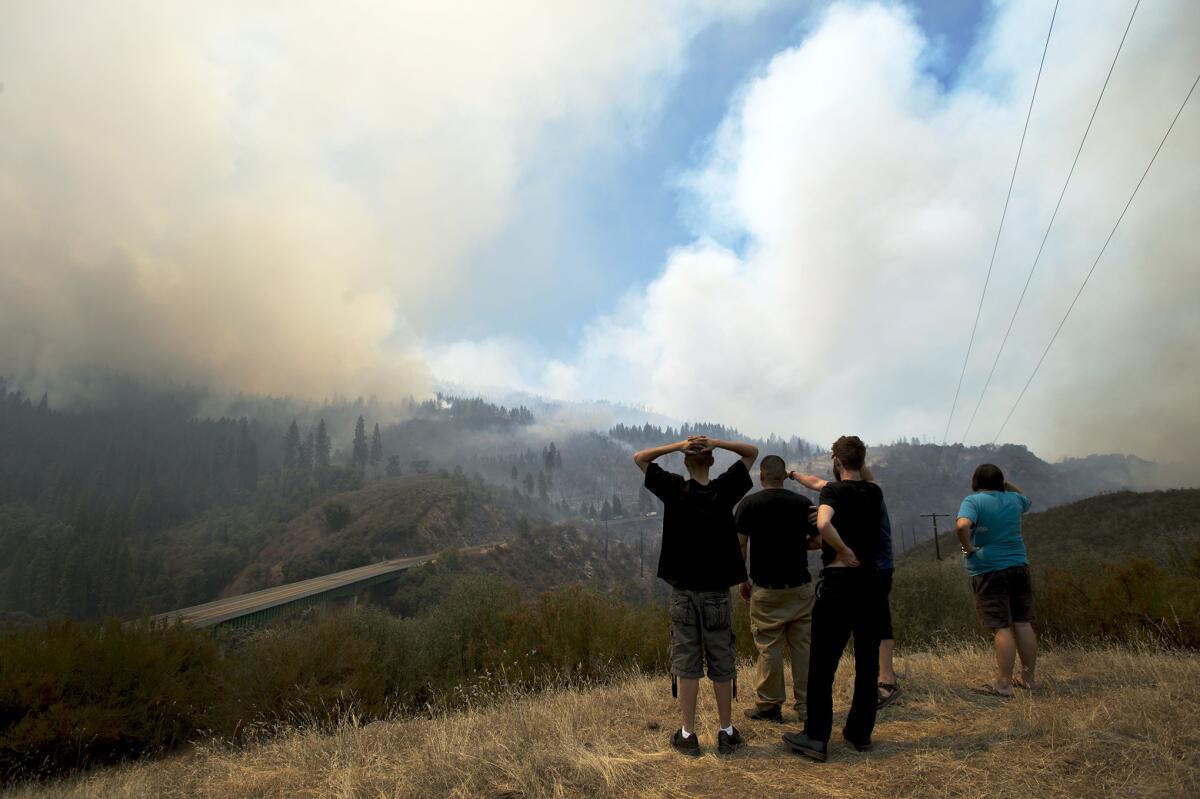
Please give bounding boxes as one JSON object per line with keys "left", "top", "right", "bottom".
{"left": 781, "top": 436, "right": 885, "bottom": 762}
{"left": 634, "top": 434, "right": 758, "bottom": 757}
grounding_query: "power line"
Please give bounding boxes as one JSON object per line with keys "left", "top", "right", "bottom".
{"left": 940, "top": 0, "right": 1060, "bottom": 447}
{"left": 992, "top": 67, "right": 1200, "bottom": 445}
{"left": 960, "top": 0, "right": 1141, "bottom": 444}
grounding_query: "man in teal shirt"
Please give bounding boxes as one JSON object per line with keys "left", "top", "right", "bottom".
{"left": 955, "top": 464, "right": 1037, "bottom": 698}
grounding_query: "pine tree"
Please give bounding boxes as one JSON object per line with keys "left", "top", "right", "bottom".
{"left": 235, "top": 419, "right": 259, "bottom": 492}
{"left": 352, "top": 416, "right": 369, "bottom": 473}
{"left": 58, "top": 545, "right": 87, "bottom": 618}
{"left": 611, "top": 493, "right": 624, "bottom": 518}
{"left": 537, "top": 471, "right": 549, "bottom": 501}
{"left": 299, "top": 429, "right": 315, "bottom": 473}
{"left": 385, "top": 455, "right": 402, "bottom": 476}
{"left": 315, "top": 419, "right": 331, "bottom": 469}
{"left": 523, "top": 472, "right": 535, "bottom": 495}
{"left": 283, "top": 420, "right": 301, "bottom": 471}
{"left": 600, "top": 499, "right": 613, "bottom": 521}
{"left": 369, "top": 423, "right": 383, "bottom": 475}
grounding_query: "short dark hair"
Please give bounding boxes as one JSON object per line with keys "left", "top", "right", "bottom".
{"left": 760, "top": 455, "right": 786, "bottom": 481}
{"left": 831, "top": 435, "right": 866, "bottom": 471}
{"left": 683, "top": 450, "right": 714, "bottom": 469}
{"left": 972, "top": 463, "right": 1005, "bottom": 492}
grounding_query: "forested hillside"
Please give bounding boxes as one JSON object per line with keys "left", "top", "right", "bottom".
{"left": 0, "top": 380, "right": 545, "bottom": 620}
{"left": 0, "top": 377, "right": 1175, "bottom": 622}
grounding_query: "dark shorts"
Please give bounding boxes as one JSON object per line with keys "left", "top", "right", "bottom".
{"left": 876, "top": 568, "right": 894, "bottom": 641}
{"left": 669, "top": 589, "right": 736, "bottom": 682}
{"left": 971, "top": 565, "right": 1035, "bottom": 629}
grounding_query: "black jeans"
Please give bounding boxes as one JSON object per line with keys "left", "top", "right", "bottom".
{"left": 803, "top": 568, "right": 881, "bottom": 744}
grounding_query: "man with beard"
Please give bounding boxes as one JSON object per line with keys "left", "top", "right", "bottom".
{"left": 782, "top": 436, "right": 885, "bottom": 761}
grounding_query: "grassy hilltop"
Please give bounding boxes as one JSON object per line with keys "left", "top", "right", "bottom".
{"left": 3, "top": 489, "right": 1199, "bottom": 795}
{"left": 10, "top": 646, "right": 1198, "bottom": 799}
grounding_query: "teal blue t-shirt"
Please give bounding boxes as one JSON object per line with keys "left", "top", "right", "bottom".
{"left": 956, "top": 491, "right": 1032, "bottom": 577}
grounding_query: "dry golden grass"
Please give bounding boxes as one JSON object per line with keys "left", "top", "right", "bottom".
{"left": 10, "top": 645, "right": 1199, "bottom": 799}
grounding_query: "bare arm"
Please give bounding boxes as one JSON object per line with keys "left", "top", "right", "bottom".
{"left": 861, "top": 464, "right": 877, "bottom": 483}
{"left": 1004, "top": 480, "right": 1023, "bottom": 494}
{"left": 632, "top": 440, "right": 687, "bottom": 474}
{"left": 956, "top": 517, "right": 977, "bottom": 554}
{"left": 816, "top": 505, "right": 860, "bottom": 567}
{"left": 705, "top": 438, "right": 759, "bottom": 471}
{"left": 788, "top": 470, "right": 827, "bottom": 491}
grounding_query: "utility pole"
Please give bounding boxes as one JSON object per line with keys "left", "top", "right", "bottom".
{"left": 921, "top": 512, "right": 951, "bottom": 560}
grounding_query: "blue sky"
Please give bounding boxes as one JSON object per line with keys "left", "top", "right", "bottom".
{"left": 437, "top": 0, "right": 991, "bottom": 356}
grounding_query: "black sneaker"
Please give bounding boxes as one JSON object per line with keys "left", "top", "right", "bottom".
{"left": 717, "top": 726, "right": 745, "bottom": 754}
{"left": 671, "top": 729, "right": 700, "bottom": 757}
{"left": 841, "top": 730, "right": 872, "bottom": 752}
{"left": 743, "top": 705, "right": 784, "bottom": 723}
{"left": 782, "top": 731, "right": 828, "bottom": 762}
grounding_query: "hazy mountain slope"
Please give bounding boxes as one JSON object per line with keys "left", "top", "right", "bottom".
{"left": 900, "top": 487, "right": 1200, "bottom": 566}
{"left": 222, "top": 473, "right": 541, "bottom": 595}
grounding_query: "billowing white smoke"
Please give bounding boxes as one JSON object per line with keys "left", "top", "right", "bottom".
{"left": 0, "top": 0, "right": 773, "bottom": 402}
{"left": 434, "top": 0, "right": 1200, "bottom": 463}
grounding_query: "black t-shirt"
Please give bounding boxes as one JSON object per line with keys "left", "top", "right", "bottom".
{"left": 817, "top": 480, "right": 884, "bottom": 570}
{"left": 735, "top": 488, "right": 816, "bottom": 586}
{"left": 644, "top": 460, "right": 752, "bottom": 590}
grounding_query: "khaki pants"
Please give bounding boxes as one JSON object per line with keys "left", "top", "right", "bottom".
{"left": 749, "top": 583, "right": 815, "bottom": 713}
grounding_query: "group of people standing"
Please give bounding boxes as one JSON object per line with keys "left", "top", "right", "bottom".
{"left": 633, "top": 434, "right": 1037, "bottom": 760}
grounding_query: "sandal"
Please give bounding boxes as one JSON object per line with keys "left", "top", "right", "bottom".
{"left": 1013, "top": 675, "right": 1034, "bottom": 691}
{"left": 969, "top": 683, "right": 1014, "bottom": 698}
{"left": 876, "top": 682, "right": 902, "bottom": 709}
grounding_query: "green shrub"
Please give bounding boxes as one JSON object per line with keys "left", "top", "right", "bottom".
{"left": 0, "top": 618, "right": 223, "bottom": 783}
{"left": 321, "top": 501, "right": 352, "bottom": 532}
{"left": 891, "top": 558, "right": 980, "bottom": 647}
{"left": 890, "top": 552, "right": 1200, "bottom": 649}
{"left": 1037, "top": 558, "right": 1200, "bottom": 647}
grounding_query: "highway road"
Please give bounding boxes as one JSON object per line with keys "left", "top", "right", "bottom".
{"left": 151, "top": 542, "right": 503, "bottom": 628}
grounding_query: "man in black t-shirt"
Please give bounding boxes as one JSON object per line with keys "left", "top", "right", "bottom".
{"left": 735, "top": 455, "right": 820, "bottom": 724}
{"left": 635, "top": 434, "right": 758, "bottom": 757}
{"left": 781, "top": 435, "right": 885, "bottom": 762}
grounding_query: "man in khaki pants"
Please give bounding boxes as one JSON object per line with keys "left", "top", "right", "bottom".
{"left": 736, "top": 455, "right": 819, "bottom": 723}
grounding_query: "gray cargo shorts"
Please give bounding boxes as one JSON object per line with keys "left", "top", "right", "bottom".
{"left": 669, "top": 588, "right": 736, "bottom": 682}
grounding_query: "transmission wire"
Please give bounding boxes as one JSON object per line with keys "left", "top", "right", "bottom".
{"left": 960, "top": 0, "right": 1141, "bottom": 444}
{"left": 940, "top": 0, "right": 1060, "bottom": 447}
{"left": 992, "top": 68, "right": 1200, "bottom": 445}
